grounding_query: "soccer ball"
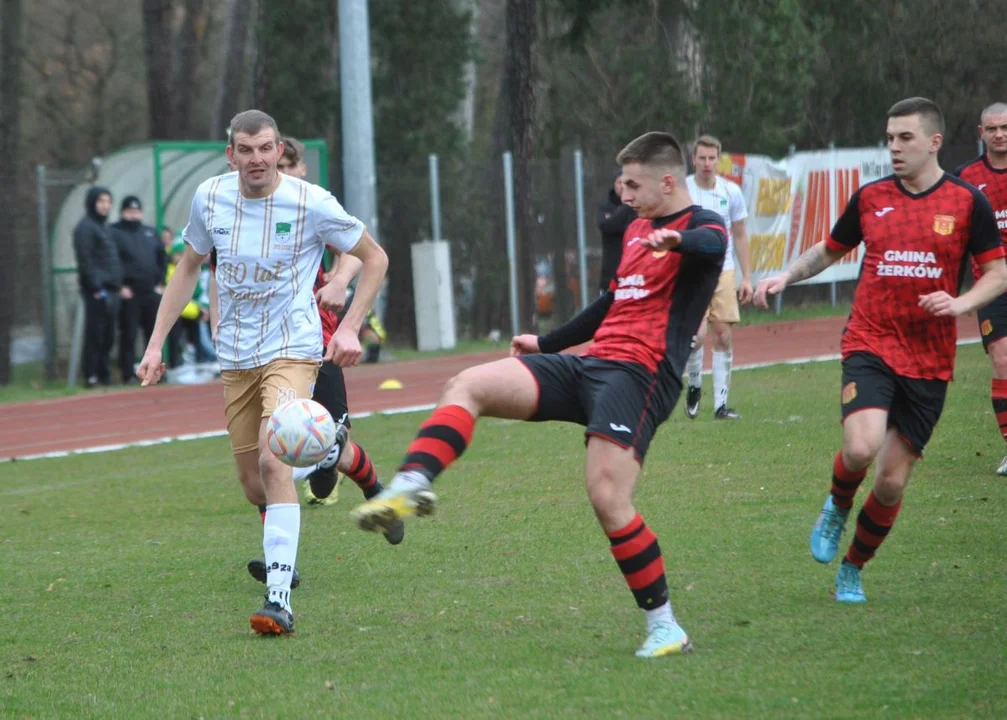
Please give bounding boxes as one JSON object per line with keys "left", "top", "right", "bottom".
{"left": 267, "top": 398, "right": 337, "bottom": 468}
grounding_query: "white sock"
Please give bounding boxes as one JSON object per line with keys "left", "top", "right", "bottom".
{"left": 713, "top": 349, "right": 732, "bottom": 409}
{"left": 644, "top": 601, "right": 675, "bottom": 631}
{"left": 291, "top": 465, "right": 315, "bottom": 484}
{"left": 388, "top": 469, "right": 432, "bottom": 495}
{"left": 687, "top": 346, "right": 704, "bottom": 388}
{"left": 263, "top": 503, "right": 300, "bottom": 612}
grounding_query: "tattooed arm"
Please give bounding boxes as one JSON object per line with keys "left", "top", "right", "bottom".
{"left": 753, "top": 241, "right": 848, "bottom": 309}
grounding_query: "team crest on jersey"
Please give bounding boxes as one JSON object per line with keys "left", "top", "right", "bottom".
{"left": 275, "top": 221, "right": 292, "bottom": 246}
{"left": 982, "top": 319, "right": 994, "bottom": 337}
{"left": 841, "top": 381, "right": 857, "bottom": 405}
{"left": 932, "top": 214, "right": 955, "bottom": 235}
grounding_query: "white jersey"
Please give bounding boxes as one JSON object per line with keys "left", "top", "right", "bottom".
{"left": 686, "top": 174, "right": 748, "bottom": 273}
{"left": 183, "top": 172, "right": 364, "bottom": 370}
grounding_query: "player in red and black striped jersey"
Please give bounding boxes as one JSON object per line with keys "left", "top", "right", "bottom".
{"left": 352, "top": 132, "right": 727, "bottom": 659}
{"left": 954, "top": 102, "right": 1007, "bottom": 474}
{"left": 755, "top": 97, "right": 1007, "bottom": 605}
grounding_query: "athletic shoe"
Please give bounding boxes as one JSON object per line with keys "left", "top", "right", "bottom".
{"left": 247, "top": 559, "right": 301, "bottom": 589}
{"left": 351, "top": 472, "right": 436, "bottom": 534}
{"left": 635, "top": 620, "right": 693, "bottom": 658}
{"left": 714, "top": 405, "right": 740, "bottom": 420}
{"left": 304, "top": 472, "right": 342, "bottom": 506}
{"left": 835, "top": 561, "right": 867, "bottom": 603}
{"left": 382, "top": 517, "right": 406, "bottom": 545}
{"left": 997, "top": 455, "right": 1007, "bottom": 476}
{"left": 250, "top": 600, "right": 295, "bottom": 635}
{"left": 685, "top": 386, "right": 701, "bottom": 419}
{"left": 809, "top": 496, "right": 850, "bottom": 564}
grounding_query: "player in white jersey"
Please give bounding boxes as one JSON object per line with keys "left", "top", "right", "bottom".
{"left": 683, "top": 135, "right": 752, "bottom": 420}
{"left": 137, "top": 110, "right": 389, "bottom": 635}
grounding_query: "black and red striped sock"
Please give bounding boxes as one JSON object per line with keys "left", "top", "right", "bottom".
{"left": 346, "top": 442, "right": 382, "bottom": 499}
{"left": 844, "top": 491, "right": 901, "bottom": 568}
{"left": 607, "top": 513, "right": 669, "bottom": 610}
{"left": 258, "top": 504, "right": 267, "bottom": 523}
{"left": 992, "top": 378, "right": 1007, "bottom": 442}
{"left": 399, "top": 405, "right": 475, "bottom": 481}
{"left": 831, "top": 451, "right": 868, "bottom": 510}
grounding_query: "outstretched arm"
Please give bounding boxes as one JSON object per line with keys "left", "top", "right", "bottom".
{"left": 753, "top": 241, "right": 848, "bottom": 309}
{"left": 521, "top": 291, "right": 615, "bottom": 355}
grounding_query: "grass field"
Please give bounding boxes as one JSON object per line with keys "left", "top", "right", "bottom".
{"left": 3, "top": 344, "right": 1005, "bottom": 718}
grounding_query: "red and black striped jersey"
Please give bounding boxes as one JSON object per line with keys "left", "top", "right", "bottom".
{"left": 586, "top": 207, "right": 726, "bottom": 376}
{"left": 828, "top": 174, "right": 1004, "bottom": 381}
{"left": 954, "top": 155, "right": 1007, "bottom": 280}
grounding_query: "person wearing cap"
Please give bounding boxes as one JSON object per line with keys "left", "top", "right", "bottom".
{"left": 110, "top": 195, "right": 166, "bottom": 384}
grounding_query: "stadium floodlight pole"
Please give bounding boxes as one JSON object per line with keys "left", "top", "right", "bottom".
{"left": 338, "top": 0, "right": 381, "bottom": 309}
{"left": 574, "top": 150, "right": 588, "bottom": 310}
{"left": 429, "top": 153, "right": 441, "bottom": 242}
{"left": 503, "top": 151, "right": 519, "bottom": 336}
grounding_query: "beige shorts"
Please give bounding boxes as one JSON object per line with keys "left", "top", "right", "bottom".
{"left": 705, "top": 269, "right": 740, "bottom": 324}
{"left": 221, "top": 358, "right": 320, "bottom": 455}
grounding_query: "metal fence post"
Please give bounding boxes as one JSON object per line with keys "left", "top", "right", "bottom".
{"left": 573, "top": 150, "right": 588, "bottom": 310}
{"left": 36, "top": 165, "right": 55, "bottom": 380}
{"left": 503, "top": 151, "right": 519, "bottom": 336}
{"left": 429, "top": 154, "right": 441, "bottom": 242}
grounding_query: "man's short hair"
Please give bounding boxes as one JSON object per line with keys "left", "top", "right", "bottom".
{"left": 228, "top": 110, "right": 280, "bottom": 146}
{"left": 692, "top": 134, "right": 722, "bottom": 155}
{"left": 282, "top": 136, "right": 305, "bottom": 164}
{"left": 887, "top": 97, "right": 945, "bottom": 136}
{"left": 981, "top": 102, "right": 1007, "bottom": 122}
{"left": 616, "top": 132, "right": 686, "bottom": 174}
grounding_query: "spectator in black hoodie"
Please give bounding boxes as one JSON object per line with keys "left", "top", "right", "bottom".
{"left": 111, "top": 195, "right": 166, "bottom": 384}
{"left": 597, "top": 169, "right": 636, "bottom": 293}
{"left": 73, "top": 186, "right": 123, "bottom": 387}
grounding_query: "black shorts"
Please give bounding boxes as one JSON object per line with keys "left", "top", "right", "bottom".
{"left": 518, "top": 354, "right": 680, "bottom": 462}
{"left": 312, "top": 361, "right": 350, "bottom": 428}
{"left": 977, "top": 292, "right": 1007, "bottom": 351}
{"left": 840, "top": 352, "right": 947, "bottom": 456}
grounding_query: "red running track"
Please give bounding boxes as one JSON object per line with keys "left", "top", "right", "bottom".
{"left": 0, "top": 315, "right": 981, "bottom": 461}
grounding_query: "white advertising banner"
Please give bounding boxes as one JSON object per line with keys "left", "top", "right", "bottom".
{"left": 716, "top": 147, "right": 893, "bottom": 285}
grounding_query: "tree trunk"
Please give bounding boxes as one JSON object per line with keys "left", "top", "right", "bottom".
{"left": 211, "top": 0, "right": 252, "bottom": 138}
{"left": 142, "top": 0, "right": 174, "bottom": 139}
{"left": 503, "top": 0, "right": 537, "bottom": 331}
{"left": 0, "top": 0, "right": 23, "bottom": 385}
{"left": 251, "top": 0, "right": 270, "bottom": 109}
{"left": 172, "top": 0, "right": 207, "bottom": 139}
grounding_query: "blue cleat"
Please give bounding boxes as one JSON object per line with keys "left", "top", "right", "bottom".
{"left": 835, "top": 561, "right": 867, "bottom": 603}
{"left": 810, "top": 496, "right": 850, "bottom": 564}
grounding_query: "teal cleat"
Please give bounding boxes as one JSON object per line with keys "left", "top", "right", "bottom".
{"left": 810, "top": 496, "right": 850, "bottom": 564}
{"left": 835, "top": 561, "right": 867, "bottom": 603}
{"left": 635, "top": 620, "right": 693, "bottom": 658}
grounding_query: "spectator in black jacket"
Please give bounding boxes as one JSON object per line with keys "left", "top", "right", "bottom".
{"left": 111, "top": 195, "right": 166, "bottom": 384}
{"left": 597, "top": 170, "right": 636, "bottom": 292}
{"left": 73, "top": 186, "right": 123, "bottom": 387}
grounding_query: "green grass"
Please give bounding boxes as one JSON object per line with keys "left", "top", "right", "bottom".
{"left": 3, "top": 348, "right": 1006, "bottom": 719}
{"left": 0, "top": 361, "right": 85, "bottom": 404}
{"left": 737, "top": 300, "right": 850, "bottom": 326}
